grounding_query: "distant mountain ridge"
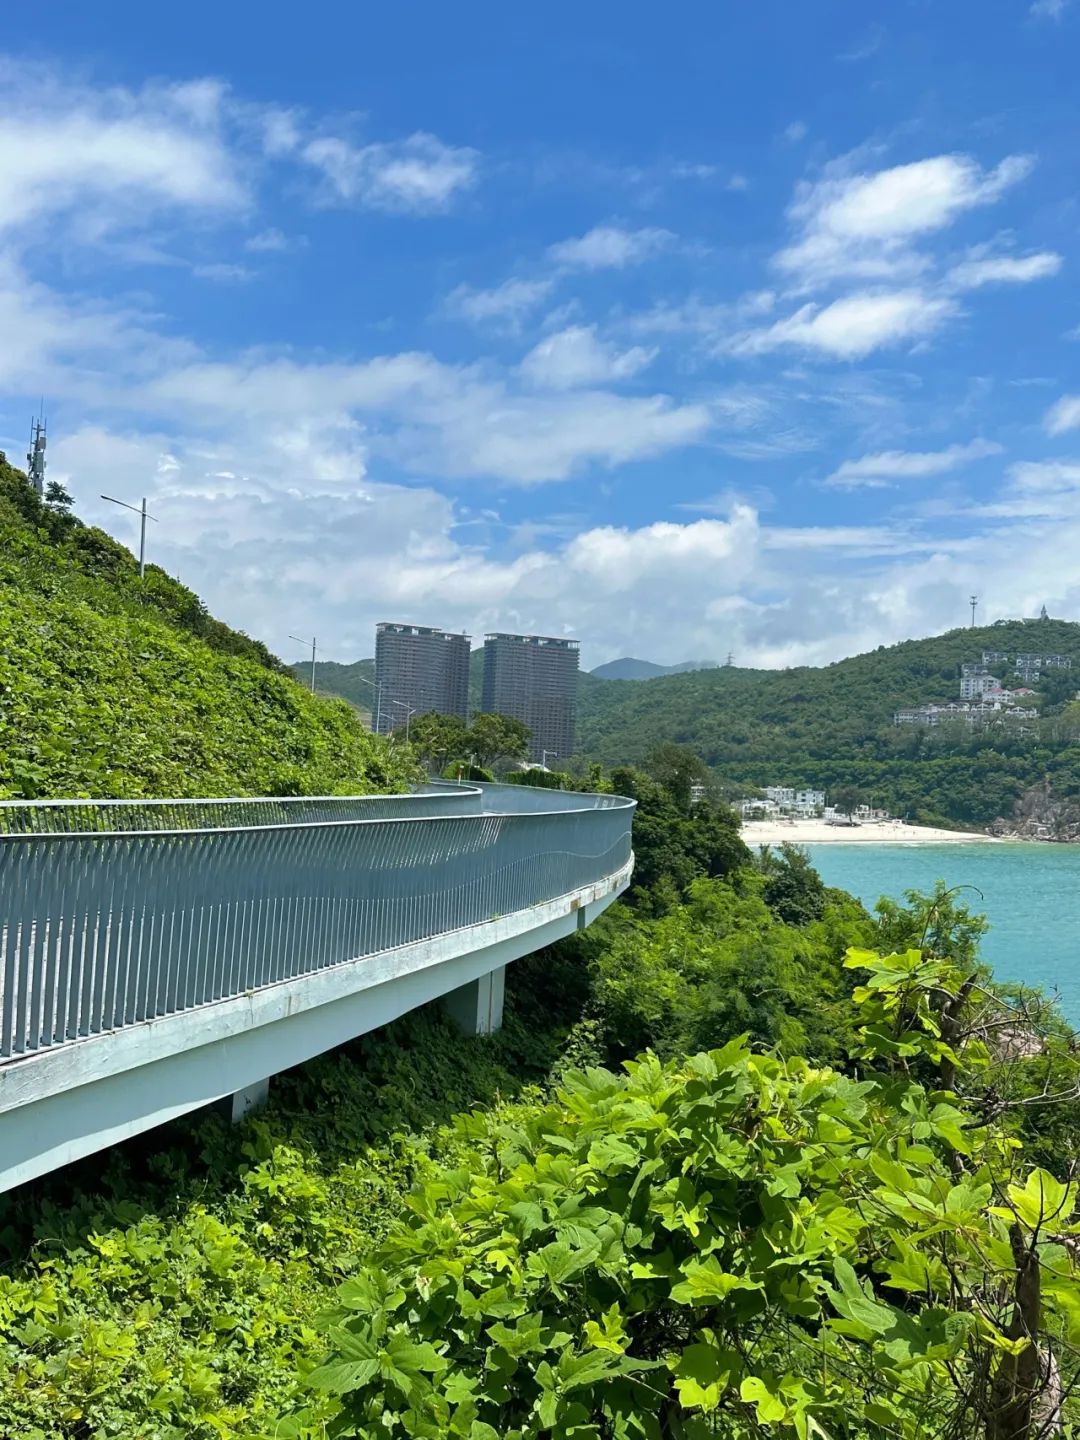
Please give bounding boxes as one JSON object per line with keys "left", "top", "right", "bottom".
{"left": 590, "top": 657, "right": 720, "bottom": 681}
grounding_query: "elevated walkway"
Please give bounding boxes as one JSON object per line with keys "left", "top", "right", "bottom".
{"left": 0, "top": 782, "right": 634, "bottom": 1191}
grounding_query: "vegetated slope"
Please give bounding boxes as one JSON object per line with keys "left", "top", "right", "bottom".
{"left": 590, "top": 656, "right": 719, "bottom": 680}
{"left": 578, "top": 619, "right": 1080, "bottom": 826}
{"left": 0, "top": 455, "right": 415, "bottom": 799}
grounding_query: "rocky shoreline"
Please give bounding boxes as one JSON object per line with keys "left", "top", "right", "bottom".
{"left": 988, "top": 782, "right": 1080, "bottom": 843}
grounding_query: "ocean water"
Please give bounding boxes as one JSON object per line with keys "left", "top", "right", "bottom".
{"left": 804, "top": 843, "right": 1080, "bottom": 1024}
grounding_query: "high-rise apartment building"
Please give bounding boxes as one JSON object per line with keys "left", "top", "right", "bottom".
{"left": 481, "top": 633, "right": 579, "bottom": 762}
{"left": 373, "top": 622, "right": 470, "bottom": 735}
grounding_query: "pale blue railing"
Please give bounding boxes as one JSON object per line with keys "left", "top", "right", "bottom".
{"left": 0, "top": 783, "right": 634, "bottom": 1061}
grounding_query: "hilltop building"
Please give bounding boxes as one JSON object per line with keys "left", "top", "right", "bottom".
{"left": 373, "top": 622, "right": 470, "bottom": 735}
{"left": 1014, "top": 653, "right": 1071, "bottom": 682}
{"left": 960, "top": 673, "right": 1001, "bottom": 699}
{"left": 894, "top": 701, "right": 1038, "bottom": 730}
{"left": 481, "top": 632, "right": 579, "bottom": 762}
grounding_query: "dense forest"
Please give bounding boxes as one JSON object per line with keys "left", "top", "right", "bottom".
{"left": 0, "top": 455, "right": 414, "bottom": 799}
{"left": 577, "top": 621, "right": 1080, "bottom": 827}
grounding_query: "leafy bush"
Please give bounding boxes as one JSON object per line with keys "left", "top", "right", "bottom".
{"left": 0, "top": 998, "right": 565, "bottom": 1440}
{"left": 296, "top": 948, "right": 1080, "bottom": 1439}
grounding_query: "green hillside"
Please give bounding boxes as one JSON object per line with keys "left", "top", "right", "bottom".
{"left": 577, "top": 619, "right": 1080, "bottom": 827}
{"left": 289, "top": 657, "right": 376, "bottom": 719}
{"left": 0, "top": 455, "right": 415, "bottom": 800}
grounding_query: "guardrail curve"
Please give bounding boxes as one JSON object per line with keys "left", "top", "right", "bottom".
{"left": 0, "top": 783, "right": 635, "bottom": 1063}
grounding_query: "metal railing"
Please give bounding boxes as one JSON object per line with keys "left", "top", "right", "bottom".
{"left": 0, "top": 782, "right": 481, "bottom": 834}
{"left": 0, "top": 784, "right": 634, "bottom": 1061}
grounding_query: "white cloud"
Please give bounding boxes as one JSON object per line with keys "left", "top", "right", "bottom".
{"left": 422, "top": 389, "right": 712, "bottom": 484}
{"left": 837, "top": 26, "right": 886, "bottom": 62}
{"left": 1045, "top": 395, "right": 1080, "bottom": 435}
{"left": 1031, "top": 0, "right": 1068, "bottom": 17}
{"left": 244, "top": 227, "right": 304, "bottom": 253}
{"left": 824, "top": 437, "right": 1002, "bottom": 488}
{"left": 784, "top": 121, "right": 808, "bottom": 143}
{"left": 0, "top": 64, "right": 245, "bottom": 241}
{"left": 300, "top": 131, "right": 478, "bottom": 212}
{"left": 192, "top": 262, "right": 253, "bottom": 283}
{"left": 518, "top": 325, "right": 656, "bottom": 390}
{"left": 0, "top": 53, "right": 480, "bottom": 267}
{"left": 442, "top": 277, "right": 554, "bottom": 328}
{"left": 563, "top": 510, "right": 758, "bottom": 592}
{"left": 777, "top": 152, "right": 1033, "bottom": 287}
{"left": 110, "top": 343, "right": 709, "bottom": 487}
{"left": 1010, "top": 460, "right": 1080, "bottom": 491}
{"left": 548, "top": 224, "right": 674, "bottom": 269}
{"left": 948, "top": 250, "right": 1062, "bottom": 289}
{"left": 734, "top": 290, "right": 954, "bottom": 359}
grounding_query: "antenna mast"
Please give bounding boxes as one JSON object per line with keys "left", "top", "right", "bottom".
{"left": 26, "top": 412, "right": 46, "bottom": 498}
{"left": 969, "top": 594, "right": 979, "bottom": 628}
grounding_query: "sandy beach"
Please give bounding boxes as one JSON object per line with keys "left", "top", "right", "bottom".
{"left": 741, "top": 817, "right": 1000, "bottom": 846}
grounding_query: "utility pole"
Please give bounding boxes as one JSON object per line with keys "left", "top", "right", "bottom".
{"left": 289, "top": 634, "right": 317, "bottom": 693}
{"left": 101, "top": 494, "right": 157, "bottom": 577}
{"left": 970, "top": 594, "right": 979, "bottom": 628}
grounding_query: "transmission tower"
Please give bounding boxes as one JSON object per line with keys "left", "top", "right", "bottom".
{"left": 724, "top": 652, "right": 734, "bottom": 668}
{"left": 26, "top": 414, "right": 46, "bottom": 497}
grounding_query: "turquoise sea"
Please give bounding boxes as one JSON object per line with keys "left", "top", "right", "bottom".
{"left": 804, "top": 844, "right": 1080, "bottom": 1024}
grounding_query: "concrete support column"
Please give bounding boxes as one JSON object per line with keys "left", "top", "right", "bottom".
{"left": 444, "top": 965, "right": 506, "bottom": 1036}
{"left": 217, "top": 1077, "right": 270, "bottom": 1124}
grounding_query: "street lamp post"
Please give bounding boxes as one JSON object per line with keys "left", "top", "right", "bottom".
{"left": 391, "top": 700, "right": 417, "bottom": 745}
{"left": 354, "top": 674, "right": 385, "bottom": 733}
{"left": 101, "top": 494, "right": 157, "bottom": 578}
{"left": 542, "top": 749, "right": 558, "bottom": 769}
{"left": 289, "top": 634, "right": 317, "bottom": 693}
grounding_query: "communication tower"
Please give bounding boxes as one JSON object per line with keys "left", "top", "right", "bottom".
{"left": 26, "top": 415, "right": 46, "bottom": 497}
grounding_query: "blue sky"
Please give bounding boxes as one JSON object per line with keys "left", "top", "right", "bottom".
{"left": 2, "top": 1, "right": 1078, "bottom": 667}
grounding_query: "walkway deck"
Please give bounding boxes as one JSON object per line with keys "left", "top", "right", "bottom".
{"left": 0, "top": 782, "right": 634, "bottom": 1191}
